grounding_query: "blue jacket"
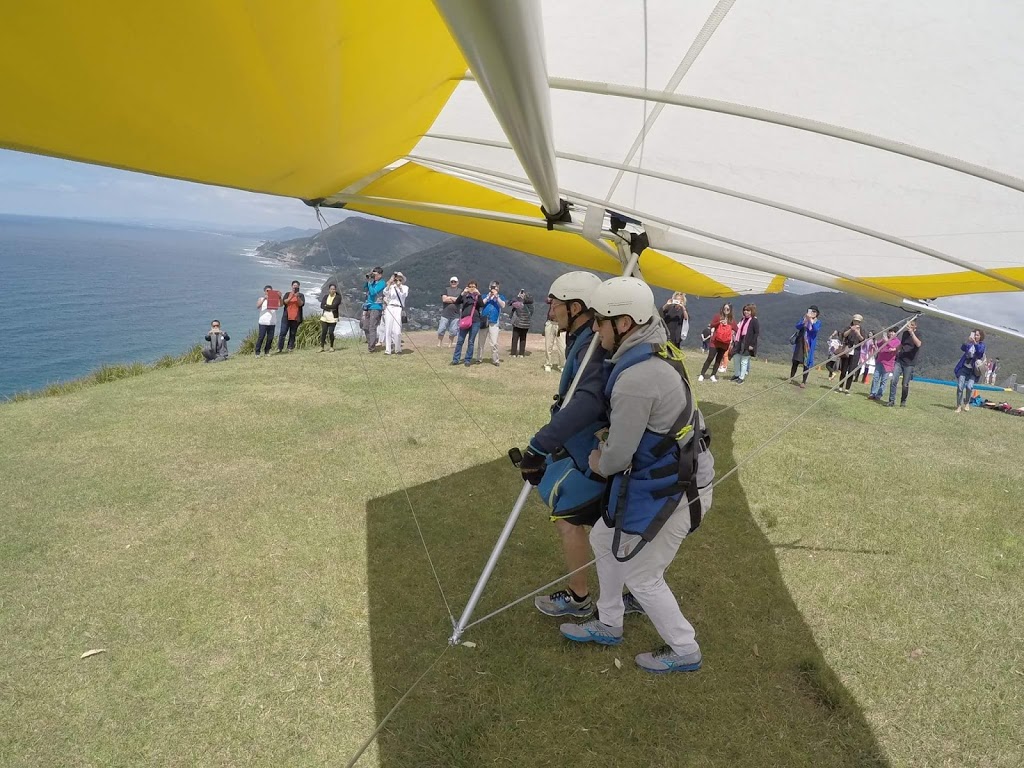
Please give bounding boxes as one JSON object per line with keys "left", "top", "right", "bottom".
{"left": 363, "top": 279, "right": 385, "bottom": 311}
{"left": 955, "top": 341, "right": 985, "bottom": 379}
{"left": 481, "top": 293, "right": 505, "bottom": 324}
{"left": 532, "top": 326, "right": 608, "bottom": 454}
{"left": 793, "top": 318, "right": 821, "bottom": 367}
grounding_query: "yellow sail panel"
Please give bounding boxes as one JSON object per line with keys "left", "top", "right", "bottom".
{"left": 853, "top": 268, "right": 1024, "bottom": 299}
{"left": 0, "top": 2, "right": 464, "bottom": 198}
{"left": 347, "top": 163, "right": 737, "bottom": 295}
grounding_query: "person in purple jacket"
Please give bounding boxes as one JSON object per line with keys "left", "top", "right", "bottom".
{"left": 954, "top": 329, "right": 986, "bottom": 413}
{"left": 789, "top": 305, "right": 821, "bottom": 388}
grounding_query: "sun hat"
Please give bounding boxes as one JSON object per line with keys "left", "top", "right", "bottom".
{"left": 852, "top": 313, "right": 864, "bottom": 322}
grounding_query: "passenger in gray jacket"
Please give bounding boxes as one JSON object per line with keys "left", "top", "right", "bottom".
{"left": 559, "top": 277, "right": 715, "bottom": 675}
{"left": 201, "top": 320, "right": 230, "bottom": 362}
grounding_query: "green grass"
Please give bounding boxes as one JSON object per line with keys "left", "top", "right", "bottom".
{"left": 1, "top": 335, "right": 1021, "bottom": 767}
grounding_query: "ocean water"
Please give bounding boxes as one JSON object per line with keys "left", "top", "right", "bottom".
{"left": 0, "top": 215, "right": 333, "bottom": 398}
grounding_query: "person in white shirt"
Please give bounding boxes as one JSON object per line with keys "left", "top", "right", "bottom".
{"left": 255, "top": 285, "right": 280, "bottom": 357}
{"left": 382, "top": 272, "right": 409, "bottom": 355}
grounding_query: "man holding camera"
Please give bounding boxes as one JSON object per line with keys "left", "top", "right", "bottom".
{"left": 886, "top": 319, "right": 922, "bottom": 408}
{"left": 201, "top": 320, "right": 230, "bottom": 362}
{"left": 362, "top": 267, "right": 386, "bottom": 352}
{"left": 481, "top": 280, "right": 506, "bottom": 366}
{"left": 383, "top": 271, "right": 409, "bottom": 355}
{"left": 277, "top": 280, "right": 305, "bottom": 353}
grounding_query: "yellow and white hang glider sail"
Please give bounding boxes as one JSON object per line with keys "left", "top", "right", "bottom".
{"left": 3, "top": 1, "right": 1024, "bottom": 322}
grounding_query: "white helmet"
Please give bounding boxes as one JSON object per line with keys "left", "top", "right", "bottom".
{"left": 548, "top": 271, "right": 603, "bottom": 308}
{"left": 589, "top": 277, "right": 656, "bottom": 325}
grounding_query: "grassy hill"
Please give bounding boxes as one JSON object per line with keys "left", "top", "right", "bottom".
{"left": 1, "top": 337, "right": 1021, "bottom": 767}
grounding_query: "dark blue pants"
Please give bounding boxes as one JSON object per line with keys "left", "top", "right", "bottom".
{"left": 256, "top": 324, "right": 275, "bottom": 356}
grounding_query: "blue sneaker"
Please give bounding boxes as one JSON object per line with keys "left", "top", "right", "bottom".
{"left": 634, "top": 645, "right": 702, "bottom": 673}
{"left": 623, "top": 592, "right": 646, "bottom": 616}
{"left": 535, "top": 589, "right": 593, "bottom": 618}
{"left": 560, "top": 619, "right": 623, "bottom": 646}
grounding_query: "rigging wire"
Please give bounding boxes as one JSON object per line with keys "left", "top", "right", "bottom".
{"left": 460, "top": 314, "right": 921, "bottom": 633}
{"left": 315, "top": 208, "right": 455, "bottom": 623}
{"left": 344, "top": 643, "right": 453, "bottom": 768}
{"left": 631, "top": 0, "right": 649, "bottom": 212}
{"left": 698, "top": 314, "right": 918, "bottom": 425}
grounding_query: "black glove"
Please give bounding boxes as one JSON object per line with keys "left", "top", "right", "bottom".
{"left": 519, "top": 445, "right": 547, "bottom": 486}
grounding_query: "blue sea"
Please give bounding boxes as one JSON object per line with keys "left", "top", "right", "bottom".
{"left": 0, "top": 215, "right": 331, "bottom": 398}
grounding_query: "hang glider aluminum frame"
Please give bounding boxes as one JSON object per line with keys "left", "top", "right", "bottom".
{"left": 419, "top": 134, "right": 1024, "bottom": 294}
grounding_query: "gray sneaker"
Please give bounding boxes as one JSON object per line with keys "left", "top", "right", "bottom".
{"left": 535, "top": 589, "right": 593, "bottom": 618}
{"left": 635, "top": 645, "right": 702, "bottom": 673}
{"left": 623, "top": 592, "right": 646, "bottom": 616}
{"left": 560, "top": 619, "right": 623, "bottom": 646}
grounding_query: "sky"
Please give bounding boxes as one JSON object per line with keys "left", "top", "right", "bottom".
{"left": 2, "top": 148, "right": 1022, "bottom": 332}
{"left": 0, "top": 149, "right": 348, "bottom": 231}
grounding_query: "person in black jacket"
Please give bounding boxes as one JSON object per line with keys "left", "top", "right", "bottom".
{"left": 730, "top": 303, "right": 760, "bottom": 383}
{"left": 660, "top": 292, "right": 689, "bottom": 347}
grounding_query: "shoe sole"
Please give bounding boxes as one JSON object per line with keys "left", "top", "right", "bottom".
{"left": 638, "top": 660, "right": 702, "bottom": 674}
{"left": 560, "top": 629, "right": 623, "bottom": 645}
{"left": 536, "top": 602, "right": 594, "bottom": 618}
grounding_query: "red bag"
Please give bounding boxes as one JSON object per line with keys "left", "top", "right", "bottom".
{"left": 712, "top": 322, "right": 734, "bottom": 346}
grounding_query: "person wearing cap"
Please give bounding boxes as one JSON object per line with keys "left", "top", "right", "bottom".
{"left": 543, "top": 298, "right": 566, "bottom": 372}
{"left": 517, "top": 271, "right": 626, "bottom": 620}
{"left": 438, "top": 276, "right": 461, "bottom": 347}
{"left": 382, "top": 271, "right": 408, "bottom": 355}
{"left": 837, "top": 314, "right": 865, "bottom": 395}
{"left": 558, "top": 276, "right": 715, "bottom": 674}
{"left": 790, "top": 305, "right": 821, "bottom": 387}
{"left": 361, "top": 267, "right": 386, "bottom": 352}
{"left": 480, "top": 280, "right": 506, "bottom": 366}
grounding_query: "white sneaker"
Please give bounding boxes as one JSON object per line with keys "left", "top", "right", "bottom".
{"left": 697, "top": 375, "right": 704, "bottom": 382}
{"left": 544, "top": 365, "right": 552, "bottom": 372}
{"left": 710, "top": 375, "right": 718, "bottom": 383}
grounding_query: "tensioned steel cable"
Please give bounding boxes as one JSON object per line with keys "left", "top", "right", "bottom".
{"left": 697, "top": 314, "right": 918, "bottom": 424}
{"left": 353, "top": 341, "right": 456, "bottom": 624}
{"left": 344, "top": 643, "right": 452, "bottom": 768}
{"left": 315, "top": 212, "right": 455, "bottom": 624}
{"left": 459, "top": 318, "right": 919, "bottom": 633}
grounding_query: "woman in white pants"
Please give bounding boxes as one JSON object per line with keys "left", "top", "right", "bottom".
{"left": 382, "top": 272, "right": 408, "bottom": 355}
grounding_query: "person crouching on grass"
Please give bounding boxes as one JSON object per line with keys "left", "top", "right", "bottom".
{"left": 559, "top": 276, "right": 715, "bottom": 674}
{"left": 202, "top": 320, "right": 230, "bottom": 362}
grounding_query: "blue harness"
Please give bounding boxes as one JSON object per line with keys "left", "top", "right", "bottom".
{"left": 536, "top": 327, "right": 609, "bottom": 520}
{"left": 602, "top": 342, "right": 710, "bottom": 561}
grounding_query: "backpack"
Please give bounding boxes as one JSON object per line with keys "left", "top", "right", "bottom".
{"left": 712, "top": 321, "right": 733, "bottom": 346}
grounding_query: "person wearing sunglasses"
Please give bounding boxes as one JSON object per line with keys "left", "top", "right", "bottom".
{"left": 559, "top": 277, "right": 715, "bottom": 675}
{"left": 438, "top": 276, "right": 461, "bottom": 347}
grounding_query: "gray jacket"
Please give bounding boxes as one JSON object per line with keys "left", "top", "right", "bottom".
{"left": 204, "top": 331, "right": 230, "bottom": 360}
{"left": 597, "top": 321, "right": 715, "bottom": 489}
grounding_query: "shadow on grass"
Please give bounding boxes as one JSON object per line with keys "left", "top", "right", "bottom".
{"left": 362, "top": 403, "right": 889, "bottom": 767}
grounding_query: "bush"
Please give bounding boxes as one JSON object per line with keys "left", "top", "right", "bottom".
{"left": 238, "top": 316, "right": 348, "bottom": 355}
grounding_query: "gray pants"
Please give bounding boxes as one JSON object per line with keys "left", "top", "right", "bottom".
{"left": 362, "top": 309, "right": 382, "bottom": 350}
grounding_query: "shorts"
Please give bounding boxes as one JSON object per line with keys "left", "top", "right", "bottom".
{"left": 550, "top": 499, "right": 603, "bottom": 527}
{"left": 437, "top": 316, "right": 460, "bottom": 336}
